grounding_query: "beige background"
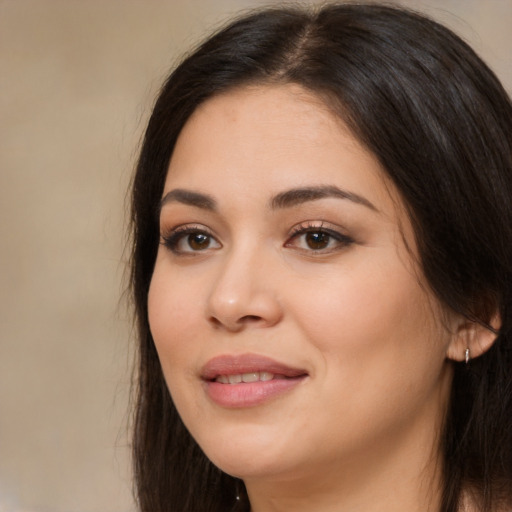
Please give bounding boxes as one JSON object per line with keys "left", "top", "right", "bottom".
{"left": 0, "top": 1, "right": 510, "bottom": 511}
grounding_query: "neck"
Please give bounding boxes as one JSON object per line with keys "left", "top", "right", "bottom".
{"left": 246, "top": 440, "right": 443, "bottom": 512}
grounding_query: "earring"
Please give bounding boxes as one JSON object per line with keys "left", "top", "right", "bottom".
{"left": 465, "top": 347, "right": 470, "bottom": 364}
{"left": 235, "top": 480, "right": 241, "bottom": 503}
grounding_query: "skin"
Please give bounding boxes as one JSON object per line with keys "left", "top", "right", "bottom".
{"left": 148, "top": 84, "right": 469, "bottom": 512}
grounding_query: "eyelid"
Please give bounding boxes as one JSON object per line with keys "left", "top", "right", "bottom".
{"left": 285, "top": 221, "right": 354, "bottom": 253}
{"left": 160, "top": 223, "right": 221, "bottom": 255}
{"left": 287, "top": 220, "right": 348, "bottom": 238}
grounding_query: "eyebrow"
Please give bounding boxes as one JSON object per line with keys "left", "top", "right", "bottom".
{"left": 159, "top": 188, "right": 217, "bottom": 212}
{"left": 159, "top": 184, "right": 377, "bottom": 214}
{"left": 270, "top": 185, "right": 378, "bottom": 211}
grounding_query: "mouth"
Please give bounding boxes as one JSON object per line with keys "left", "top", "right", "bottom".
{"left": 201, "top": 353, "right": 308, "bottom": 408}
{"left": 201, "top": 353, "right": 308, "bottom": 381}
{"left": 213, "top": 371, "right": 290, "bottom": 384}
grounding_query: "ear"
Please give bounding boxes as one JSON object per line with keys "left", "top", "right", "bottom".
{"left": 446, "top": 313, "right": 501, "bottom": 362}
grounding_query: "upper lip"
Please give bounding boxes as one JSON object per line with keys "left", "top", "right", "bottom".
{"left": 201, "top": 353, "right": 308, "bottom": 381}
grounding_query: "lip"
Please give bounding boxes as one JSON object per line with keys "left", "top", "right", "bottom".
{"left": 201, "top": 353, "right": 308, "bottom": 380}
{"left": 201, "top": 353, "right": 308, "bottom": 408}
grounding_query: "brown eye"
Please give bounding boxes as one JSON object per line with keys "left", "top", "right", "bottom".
{"left": 285, "top": 224, "right": 354, "bottom": 254}
{"left": 305, "top": 232, "right": 330, "bottom": 250}
{"left": 162, "top": 227, "right": 221, "bottom": 254}
{"left": 188, "top": 233, "right": 211, "bottom": 250}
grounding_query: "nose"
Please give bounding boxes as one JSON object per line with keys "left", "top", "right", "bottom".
{"left": 206, "top": 247, "right": 283, "bottom": 332}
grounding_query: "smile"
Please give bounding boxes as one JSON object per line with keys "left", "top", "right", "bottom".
{"left": 201, "top": 354, "right": 308, "bottom": 408}
{"left": 214, "top": 372, "right": 288, "bottom": 384}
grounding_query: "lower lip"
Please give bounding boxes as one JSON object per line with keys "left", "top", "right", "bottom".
{"left": 204, "top": 377, "right": 306, "bottom": 408}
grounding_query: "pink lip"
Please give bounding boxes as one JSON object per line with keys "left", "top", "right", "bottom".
{"left": 201, "top": 353, "right": 308, "bottom": 408}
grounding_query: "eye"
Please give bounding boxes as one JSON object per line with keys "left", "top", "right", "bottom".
{"left": 161, "top": 226, "right": 221, "bottom": 254}
{"left": 302, "top": 231, "right": 332, "bottom": 250}
{"left": 286, "top": 223, "right": 354, "bottom": 253}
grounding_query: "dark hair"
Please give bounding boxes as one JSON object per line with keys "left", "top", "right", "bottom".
{"left": 130, "top": 3, "right": 512, "bottom": 511}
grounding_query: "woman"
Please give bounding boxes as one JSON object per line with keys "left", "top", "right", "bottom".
{"left": 130, "top": 3, "right": 512, "bottom": 511}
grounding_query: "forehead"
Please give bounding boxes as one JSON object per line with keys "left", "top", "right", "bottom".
{"left": 164, "top": 84, "right": 401, "bottom": 218}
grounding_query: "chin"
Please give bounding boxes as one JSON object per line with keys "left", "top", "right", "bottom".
{"left": 196, "top": 425, "right": 296, "bottom": 479}
{"left": 210, "top": 452, "right": 292, "bottom": 481}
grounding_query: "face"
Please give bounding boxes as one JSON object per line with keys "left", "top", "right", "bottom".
{"left": 148, "top": 85, "right": 456, "bottom": 488}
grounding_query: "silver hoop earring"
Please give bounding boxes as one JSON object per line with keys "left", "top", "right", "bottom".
{"left": 465, "top": 347, "right": 470, "bottom": 364}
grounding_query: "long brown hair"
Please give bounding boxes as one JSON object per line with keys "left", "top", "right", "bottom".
{"left": 130, "top": 4, "right": 512, "bottom": 511}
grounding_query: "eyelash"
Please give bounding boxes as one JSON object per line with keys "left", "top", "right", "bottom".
{"left": 160, "top": 222, "right": 354, "bottom": 256}
{"left": 286, "top": 222, "right": 354, "bottom": 254}
{"left": 161, "top": 225, "right": 219, "bottom": 255}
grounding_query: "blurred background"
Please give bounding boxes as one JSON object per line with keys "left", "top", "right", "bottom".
{"left": 0, "top": 1, "right": 510, "bottom": 511}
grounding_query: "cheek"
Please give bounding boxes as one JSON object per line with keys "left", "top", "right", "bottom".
{"left": 288, "top": 266, "right": 450, "bottom": 450}
{"left": 147, "top": 264, "right": 200, "bottom": 374}
{"left": 291, "top": 255, "right": 447, "bottom": 383}
{"left": 147, "top": 264, "right": 212, "bottom": 423}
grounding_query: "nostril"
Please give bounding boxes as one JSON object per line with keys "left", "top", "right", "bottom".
{"left": 209, "top": 316, "right": 223, "bottom": 328}
{"left": 206, "top": 289, "right": 282, "bottom": 331}
{"left": 208, "top": 314, "right": 263, "bottom": 330}
{"left": 240, "top": 315, "right": 264, "bottom": 323}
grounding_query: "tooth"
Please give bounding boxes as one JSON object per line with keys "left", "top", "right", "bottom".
{"left": 218, "top": 372, "right": 277, "bottom": 384}
{"left": 242, "top": 372, "right": 259, "bottom": 383}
